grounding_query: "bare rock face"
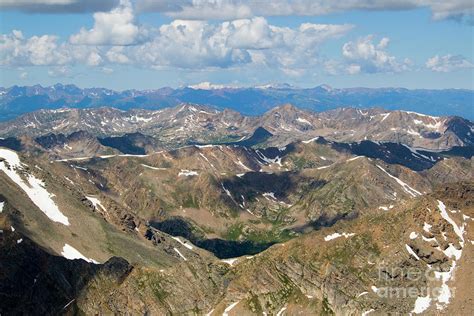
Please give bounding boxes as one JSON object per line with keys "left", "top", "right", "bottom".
{"left": 434, "top": 181, "right": 474, "bottom": 208}
{"left": 0, "top": 229, "right": 132, "bottom": 315}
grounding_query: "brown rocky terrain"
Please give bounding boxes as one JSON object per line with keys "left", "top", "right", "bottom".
{"left": 0, "top": 104, "right": 473, "bottom": 315}
{"left": 1, "top": 104, "right": 472, "bottom": 150}
{"left": 1, "top": 177, "right": 472, "bottom": 315}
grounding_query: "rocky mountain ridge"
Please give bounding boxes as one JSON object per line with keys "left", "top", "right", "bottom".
{"left": 1, "top": 104, "right": 472, "bottom": 151}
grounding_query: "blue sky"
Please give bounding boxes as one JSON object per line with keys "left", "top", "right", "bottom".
{"left": 0, "top": 0, "right": 473, "bottom": 90}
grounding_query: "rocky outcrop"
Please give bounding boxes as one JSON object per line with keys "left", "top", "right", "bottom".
{"left": 0, "top": 228, "right": 132, "bottom": 315}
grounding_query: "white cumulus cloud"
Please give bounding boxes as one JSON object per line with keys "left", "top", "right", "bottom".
{"left": 0, "top": 31, "right": 70, "bottom": 66}
{"left": 69, "top": 0, "right": 146, "bottom": 45}
{"left": 113, "top": 18, "right": 352, "bottom": 71}
{"left": 341, "top": 35, "right": 411, "bottom": 74}
{"left": 0, "top": 30, "right": 105, "bottom": 67}
{"left": 136, "top": 19, "right": 251, "bottom": 68}
{"left": 105, "top": 46, "right": 130, "bottom": 63}
{"left": 2, "top": 17, "right": 352, "bottom": 73}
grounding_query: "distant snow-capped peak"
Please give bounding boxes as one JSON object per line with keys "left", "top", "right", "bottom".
{"left": 187, "top": 82, "right": 236, "bottom": 90}
{"left": 187, "top": 82, "right": 298, "bottom": 90}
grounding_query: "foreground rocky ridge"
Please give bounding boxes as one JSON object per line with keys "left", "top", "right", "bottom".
{"left": 1, "top": 182, "right": 473, "bottom": 315}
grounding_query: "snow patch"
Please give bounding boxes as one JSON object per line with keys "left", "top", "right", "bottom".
{"left": 324, "top": 232, "right": 355, "bottom": 241}
{"left": 437, "top": 200, "right": 464, "bottom": 243}
{"left": 420, "top": 200, "right": 467, "bottom": 311}
{"left": 402, "top": 144, "right": 437, "bottom": 162}
{"left": 256, "top": 150, "right": 282, "bottom": 166}
{"left": 61, "top": 244, "right": 98, "bottom": 264}
{"left": 195, "top": 144, "right": 222, "bottom": 149}
{"left": 317, "top": 165, "right": 331, "bottom": 170}
{"left": 407, "top": 129, "right": 421, "bottom": 137}
{"left": 85, "top": 196, "right": 108, "bottom": 215}
{"left": 434, "top": 263, "right": 456, "bottom": 309}
{"left": 402, "top": 110, "right": 439, "bottom": 119}
{"left": 141, "top": 164, "right": 167, "bottom": 170}
{"left": 221, "top": 258, "right": 239, "bottom": 265}
{"left": 199, "top": 153, "right": 215, "bottom": 169}
{"left": 222, "top": 184, "right": 233, "bottom": 199}
{"left": 380, "top": 113, "right": 390, "bottom": 122}
{"left": 236, "top": 159, "right": 252, "bottom": 171}
{"left": 0, "top": 149, "right": 69, "bottom": 225}
{"left": 442, "top": 244, "right": 462, "bottom": 260}
{"left": 361, "top": 309, "right": 375, "bottom": 316}
{"left": 347, "top": 156, "right": 362, "bottom": 162}
{"left": 302, "top": 136, "right": 320, "bottom": 144}
{"left": 423, "top": 222, "right": 432, "bottom": 233}
{"left": 223, "top": 301, "right": 239, "bottom": 316}
{"left": 411, "top": 295, "right": 431, "bottom": 314}
{"left": 405, "top": 244, "right": 420, "bottom": 260}
{"left": 178, "top": 169, "right": 198, "bottom": 177}
{"left": 376, "top": 165, "right": 421, "bottom": 197}
{"left": 296, "top": 117, "right": 311, "bottom": 125}
{"left": 263, "top": 192, "right": 277, "bottom": 200}
{"left": 64, "top": 176, "right": 75, "bottom": 185}
{"left": 171, "top": 236, "right": 194, "bottom": 250}
{"left": 129, "top": 115, "right": 152, "bottom": 123}
{"left": 173, "top": 247, "right": 187, "bottom": 260}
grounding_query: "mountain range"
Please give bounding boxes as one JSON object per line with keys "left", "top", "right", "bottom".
{"left": 1, "top": 104, "right": 472, "bottom": 152}
{"left": 1, "top": 83, "right": 473, "bottom": 121}
{"left": 0, "top": 100, "right": 473, "bottom": 315}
